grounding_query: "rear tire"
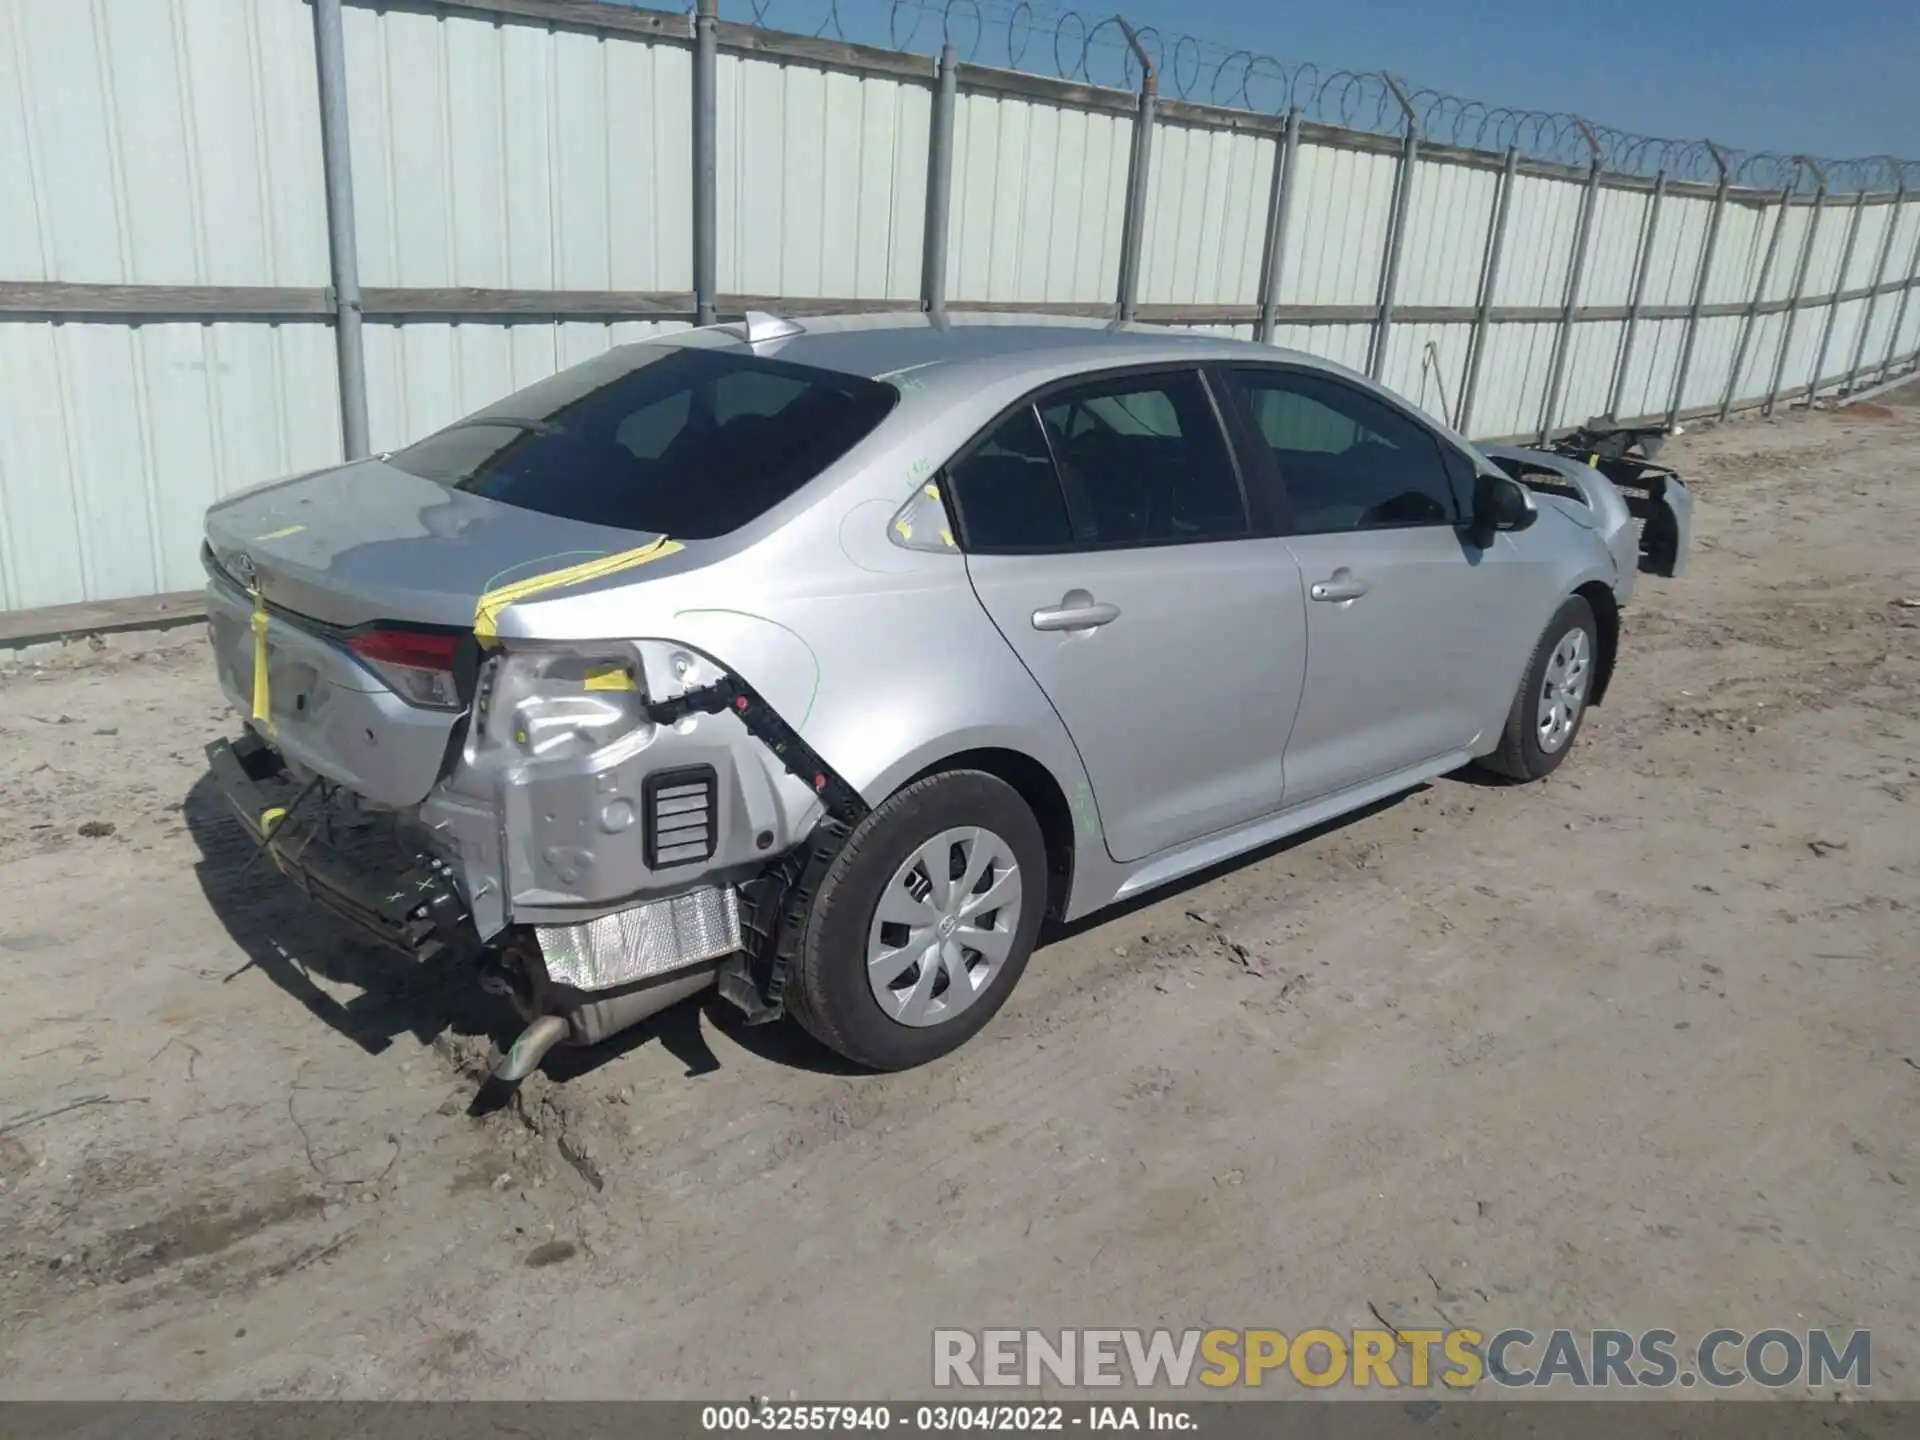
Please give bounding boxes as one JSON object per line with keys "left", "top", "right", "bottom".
{"left": 786, "top": 770, "right": 1048, "bottom": 1070}
{"left": 1476, "top": 594, "right": 1598, "bottom": 782}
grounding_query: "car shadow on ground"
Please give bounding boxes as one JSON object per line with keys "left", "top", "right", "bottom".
{"left": 183, "top": 770, "right": 513, "bottom": 1058}
{"left": 704, "top": 785, "right": 1429, "bottom": 1077}
{"left": 1037, "top": 786, "right": 1420, "bottom": 948}
{"left": 1441, "top": 761, "right": 1525, "bottom": 789}
{"left": 185, "top": 769, "right": 1436, "bottom": 1086}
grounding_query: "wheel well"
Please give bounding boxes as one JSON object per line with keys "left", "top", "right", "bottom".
{"left": 1577, "top": 581, "right": 1620, "bottom": 707}
{"left": 907, "top": 748, "right": 1075, "bottom": 921}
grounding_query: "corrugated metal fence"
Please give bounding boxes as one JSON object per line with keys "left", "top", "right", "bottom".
{"left": 4, "top": 0, "right": 1919, "bottom": 615}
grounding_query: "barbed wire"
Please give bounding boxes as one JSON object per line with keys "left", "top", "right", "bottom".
{"left": 698, "top": 0, "right": 1913, "bottom": 190}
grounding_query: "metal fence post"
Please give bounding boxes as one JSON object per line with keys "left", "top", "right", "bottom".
{"left": 1667, "top": 141, "right": 1730, "bottom": 426}
{"left": 1457, "top": 145, "right": 1518, "bottom": 436}
{"left": 1368, "top": 75, "right": 1420, "bottom": 381}
{"left": 921, "top": 43, "right": 957, "bottom": 322}
{"left": 1765, "top": 159, "right": 1825, "bottom": 416}
{"left": 1807, "top": 188, "right": 1866, "bottom": 401}
{"left": 691, "top": 0, "right": 719, "bottom": 327}
{"left": 1877, "top": 180, "right": 1920, "bottom": 384}
{"left": 1537, "top": 119, "right": 1604, "bottom": 443}
{"left": 311, "top": 0, "right": 369, "bottom": 460}
{"left": 1254, "top": 108, "right": 1302, "bottom": 346}
{"left": 1608, "top": 170, "right": 1666, "bottom": 420}
{"left": 1721, "top": 171, "right": 1799, "bottom": 420}
{"left": 1113, "top": 18, "right": 1156, "bottom": 323}
{"left": 1846, "top": 168, "right": 1905, "bottom": 391}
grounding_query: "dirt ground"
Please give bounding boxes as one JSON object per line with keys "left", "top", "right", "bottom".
{"left": 0, "top": 391, "right": 1916, "bottom": 1403}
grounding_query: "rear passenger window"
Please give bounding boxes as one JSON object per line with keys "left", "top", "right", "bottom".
{"left": 1233, "top": 368, "right": 1461, "bottom": 533}
{"left": 388, "top": 346, "right": 895, "bottom": 540}
{"left": 1038, "top": 372, "right": 1248, "bottom": 546}
{"left": 946, "top": 407, "right": 1074, "bottom": 552}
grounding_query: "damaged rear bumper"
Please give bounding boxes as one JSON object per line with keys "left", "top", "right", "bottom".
{"left": 205, "top": 657, "right": 871, "bottom": 1030}
{"left": 207, "top": 729, "right": 751, "bottom": 1043}
{"left": 205, "top": 731, "right": 471, "bottom": 961}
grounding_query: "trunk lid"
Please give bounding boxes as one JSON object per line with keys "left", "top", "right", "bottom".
{"left": 204, "top": 460, "right": 696, "bottom": 807}
{"left": 204, "top": 458, "right": 692, "bottom": 631}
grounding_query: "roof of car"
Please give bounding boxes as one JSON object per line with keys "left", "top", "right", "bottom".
{"left": 669, "top": 310, "right": 1339, "bottom": 385}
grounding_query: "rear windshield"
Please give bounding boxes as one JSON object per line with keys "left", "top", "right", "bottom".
{"left": 387, "top": 345, "right": 896, "bottom": 539}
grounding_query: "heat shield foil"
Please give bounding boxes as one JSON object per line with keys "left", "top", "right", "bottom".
{"left": 536, "top": 886, "right": 742, "bottom": 991}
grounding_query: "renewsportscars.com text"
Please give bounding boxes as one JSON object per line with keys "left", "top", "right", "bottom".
{"left": 932, "top": 1327, "right": 1871, "bottom": 1391}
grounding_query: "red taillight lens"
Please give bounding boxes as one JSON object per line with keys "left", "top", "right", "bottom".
{"left": 348, "top": 629, "right": 461, "bottom": 670}
{"left": 346, "top": 628, "right": 463, "bottom": 710}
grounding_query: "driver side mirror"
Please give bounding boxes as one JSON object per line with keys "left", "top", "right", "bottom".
{"left": 1470, "top": 471, "right": 1537, "bottom": 544}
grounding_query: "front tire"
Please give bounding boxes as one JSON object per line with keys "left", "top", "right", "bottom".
{"left": 786, "top": 770, "right": 1048, "bottom": 1070}
{"left": 1476, "top": 594, "right": 1598, "bottom": 782}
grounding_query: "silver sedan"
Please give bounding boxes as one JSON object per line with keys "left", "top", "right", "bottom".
{"left": 201, "top": 314, "right": 1687, "bottom": 1075}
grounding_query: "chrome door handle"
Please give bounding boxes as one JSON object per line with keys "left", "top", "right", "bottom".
{"left": 1310, "top": 575, "right": 1370, "bottom": 603}
{"left": 1032, "top": 592, "right": 1121, "bottom": 631}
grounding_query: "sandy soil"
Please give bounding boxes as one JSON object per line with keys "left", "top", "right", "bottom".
{"left": 0, "top": 392, "right": 1916, "bottom": 1402}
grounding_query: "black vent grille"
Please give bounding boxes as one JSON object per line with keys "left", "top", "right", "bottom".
{"left": 643, "top": 765, "right": 719, "bottom": 869}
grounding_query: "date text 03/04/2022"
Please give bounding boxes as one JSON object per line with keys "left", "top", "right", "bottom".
{"left": 701, "top": 1404, "right": 1193, "bottom": 1430}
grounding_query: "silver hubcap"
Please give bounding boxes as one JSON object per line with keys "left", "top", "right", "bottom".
{"left": 867, "top": 827, "right": 1023, "bottom": 1028}
{"left": 1537, "top": 627, "right": 1592, "bottom": 753}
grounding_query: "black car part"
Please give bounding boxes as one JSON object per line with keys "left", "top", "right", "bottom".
{"left": 721, "top": 814, "right": 855, "bottom": 1025}
{"left": 641, "top": 674, "right": 871, "bottom": 829}
{"left": 640, "top": 764, "right": 721, "bottom": 869}
{"left": 1544, "top": 416, "right": 1687, "bottom": 577}
{"left": 1554, "top": 416, "right": 1670, "bottom": 464}
{"left": 638, "top": 674, "right": 871, "bottom": 1025}
{"left": 207, "top": 732, "right": 472, "bottom": 962}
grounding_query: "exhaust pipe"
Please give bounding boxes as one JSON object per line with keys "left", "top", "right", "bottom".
{"left": 493, "top": 1014, "right": 569, "bottom": 1083}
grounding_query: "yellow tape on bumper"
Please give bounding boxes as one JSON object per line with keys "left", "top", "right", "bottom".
{"left": 249, "top": 588, "right": 275, "bottom": 735}
{"left": 472, "top": 537, "right": 684, "bottom": 645}
{"left": 583, "top": 665, "right": 637, "bottom": 692}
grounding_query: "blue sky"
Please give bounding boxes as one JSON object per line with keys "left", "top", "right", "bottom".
{"left": 741, "top": 0, "right": 1918, "bottom": 161}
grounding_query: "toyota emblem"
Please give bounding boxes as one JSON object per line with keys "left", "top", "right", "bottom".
{"left": 231, "top": 551, "right": 257, "bottom": 587}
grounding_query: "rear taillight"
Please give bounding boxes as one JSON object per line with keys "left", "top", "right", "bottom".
{"left": 347, "top": 628, "right": 463, "bottom": 710}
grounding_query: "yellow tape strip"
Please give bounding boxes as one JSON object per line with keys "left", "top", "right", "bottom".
{"left": 583, "top": 666, "right": 636, "bottom": 692}
{"left": 472, "top": 537, "right": 684, "bottom": 645}
{"left": 249, "top": 587, "right": 275, "bottom": 735}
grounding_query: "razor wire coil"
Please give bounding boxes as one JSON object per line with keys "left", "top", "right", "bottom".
{"left": 688, "top": 0, "right": 1918, "bottom": 191}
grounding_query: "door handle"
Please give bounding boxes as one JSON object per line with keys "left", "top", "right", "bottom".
{"left": 1309, "top": 574, "right": 1370, "bottom": 603}
{"left": 1032, "top": 590, "right": 1121, "bottom": 631}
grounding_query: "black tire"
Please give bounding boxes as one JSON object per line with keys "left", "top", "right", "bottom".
{"left": 786, "top": 770, "right": 1048, "bottom": 1070}
{"left": 1476, "top": 594, "right": 1598, "bottom": 783}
